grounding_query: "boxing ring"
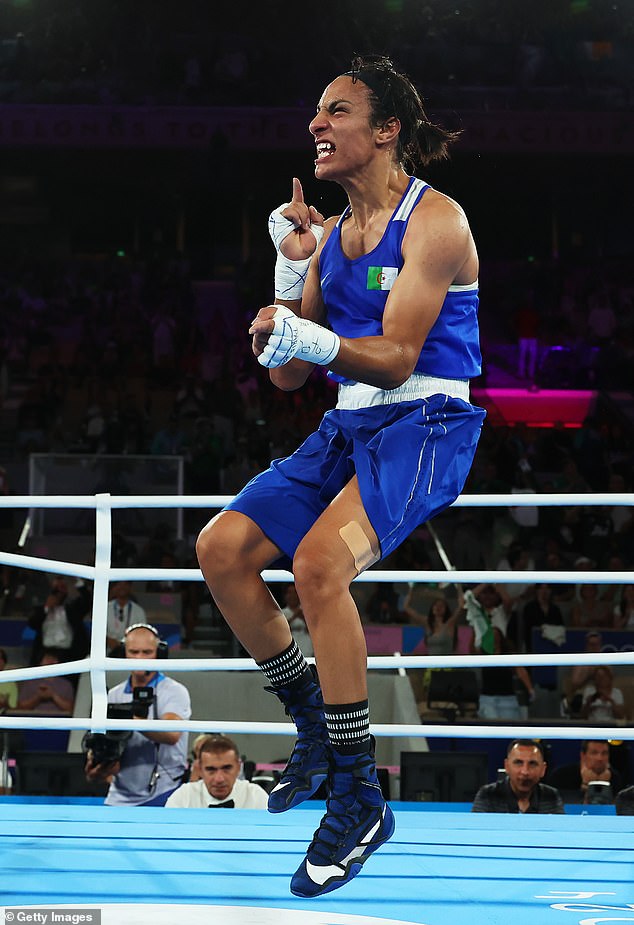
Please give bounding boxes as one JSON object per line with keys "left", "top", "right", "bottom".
{"left": 1, "top": 492, "right": 634, "bottom": 925}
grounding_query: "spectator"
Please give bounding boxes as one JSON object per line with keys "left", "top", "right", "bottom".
{"left": 364, "top": 582, "right": 403, "bottom": 625}
{"left": 465, "top": 584, "right": 535, "bottom": 720}
{"left": 28, "top": 576, "right": 91, "bottom": 666}
{"left": 540, "top": 546, "right": 575, "bottom": 611}
{"left": 553, "top": 457, "right": 590, "bottom": 495}
{"left": 507, "top": 460, "right": 540, "bottom": 545}
{"left": 186, "top": 732, "right": 214, "bottom": 783}
{"left": 150, "top": 414, "right": 188, "bottom": 458}
{"left": 574, "top": 416, "right": 611, "bottom": 492}
{"left": 598, "top": 554, "right": 629, "bottom": 611}
{"left": 16, "top": 651, "right": 75, "bottom": 715}
{"left": 521, "top": 583, "right": 565, "bottom": 653}
{"left": 402, "top": 589, "right": 462, "bottom": 656}
{"left": 173, "top": 375, "right": 207, "bottom": 422}
{"left": 106, "top": 581, "right": 147, "bottom": 654}
{"left": 571, "top": 583, "right": 613, "bottom": 630}
{"left": 0, "top": 647, "right": 18, "bottom": 712}
{"left": 166, "top": 734, "right": 268, "bottom": 808}
{"left": 496, "top": 541, "right": 536, "bottom": 622}
{"left": 547, "top": 740, "right": 624, "bottom": 803}
{"left": 580, "top": 665, "right": 626, "bottom": 722}
{"left": 85, "top": 624, "right": 191, "bottom": 806}
{"left": 579, "top": 506, "right": 614, "bottom": 567}
{"left": 515, "top": 292, "right": 540, "bottom": 382}
{"left": 587, "top": 289, "right": 617, "bottom": 346}
{"left": 607, "top": 473, "right": 634, "bottom": 541}
{"left": 613, "top": 584, "right": 634, "bottom": 630}
{"left": 561, "top": 630, "right": 604, "bottom": 718}
{"left": 187, "top": 416, "right": 223, "bottom": 494}
{"left": 181, "top": 554, "right": 207, "bottom": 649}
{"left": 472, "top": 739, "right": 564, "bottom": 814}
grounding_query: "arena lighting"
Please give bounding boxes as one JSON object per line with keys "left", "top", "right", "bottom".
{"left": 470, "top": 387, "right": 596, "bottom": 428}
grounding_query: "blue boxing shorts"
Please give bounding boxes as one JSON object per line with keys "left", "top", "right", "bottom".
{"left": 224, "top": 394, "right": 485, "bottom": 565}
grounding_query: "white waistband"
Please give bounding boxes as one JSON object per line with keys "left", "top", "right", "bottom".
{"left": 336, "top": 373, "right": 470, "bottom": 410}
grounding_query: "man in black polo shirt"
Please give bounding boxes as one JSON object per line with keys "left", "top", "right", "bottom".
{"left": 546, "top": 740, "right": 623, "bottom": 804}
{"left": 472, "top": 738, "right": 564, "bottom": 814}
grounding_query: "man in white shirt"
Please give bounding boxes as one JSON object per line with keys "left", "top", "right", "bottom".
{"left": 166, "top": 734, "right": 268, "bottom": 809}
{"left": 106, "top": 581, "right": 147, "bottom": 654}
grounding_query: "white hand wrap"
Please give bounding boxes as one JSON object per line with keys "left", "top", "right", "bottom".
{"left": 274, "top": 252, "right": 311, "bottom": 301}
{"left": 258, "top": 305, "right": 340, "bottom": 369}
{"left": 268, "top": 204, "right": 325, "bottom": 301}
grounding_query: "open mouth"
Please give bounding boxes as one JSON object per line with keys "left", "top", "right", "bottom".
{"left": 316, "top": 141, "right": 336, "bottom": 161}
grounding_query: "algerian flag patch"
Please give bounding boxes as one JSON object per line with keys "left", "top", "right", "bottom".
{"left": 367, "top": 266, "right": 398, "bottom": 290}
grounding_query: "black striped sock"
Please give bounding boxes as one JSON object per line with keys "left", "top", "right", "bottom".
{"left": 257, "top": 640, "right": 308, "bottom": 689}
{"left": 324, "top": 700, "right": 370, "bottom": 752}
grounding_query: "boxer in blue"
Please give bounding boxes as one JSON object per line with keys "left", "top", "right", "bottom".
{"left": 196, "top": 54, "right": 485, "bottom": 897}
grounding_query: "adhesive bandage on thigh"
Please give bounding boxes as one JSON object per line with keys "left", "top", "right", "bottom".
{"left": 258, "top": 305, "right": 340, "bottom": 369}
{"left": 338, "top": 521, "right": 380, "bottom": 574}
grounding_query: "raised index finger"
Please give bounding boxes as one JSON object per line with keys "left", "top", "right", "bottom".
{"left": 292, "top": 176, "right": 304, "bottom": 204}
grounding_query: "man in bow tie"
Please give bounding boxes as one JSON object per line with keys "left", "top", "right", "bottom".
{"left": 166, "top": 734, "right": 268, "bottom": 809}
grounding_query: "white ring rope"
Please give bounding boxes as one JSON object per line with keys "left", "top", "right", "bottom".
{"left": 0, "top": 715, "right": 627, "bottom": 742}
{"left": 0, "top": 555, "right": 631, "bottom": 587}
{"left": 0, "top": 492, "right": 632, "bottom": 740}
{"left": 89, "top": 494, "right": 111, "bottom": 728}
{"left": 1, "top": 648, "right": 634, "bottom": 686}
{"left": 1, "top": 492, "right": 633, "bottom": 508}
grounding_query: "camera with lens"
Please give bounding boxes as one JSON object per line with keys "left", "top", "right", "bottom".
{"left": 82, "top": 686, "right": 156, "bottom": 765}
{"left": 82, "top": 728, "right": 131, "bottom": 765}
{"left": 108, "top": 685, "right": 156, "bottom": 720}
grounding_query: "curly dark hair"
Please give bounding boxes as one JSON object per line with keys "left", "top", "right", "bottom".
{"left": 346, "top": 54, "right": 461, "bottom": 171}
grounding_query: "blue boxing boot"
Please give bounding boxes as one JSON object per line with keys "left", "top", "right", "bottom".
{"left": 290, "top": 738, "right": 395, "bottom": 897}
{"left": 266, "top": 665, "right": 329, "bottom": 813}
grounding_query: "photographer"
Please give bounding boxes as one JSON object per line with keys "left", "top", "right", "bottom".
{"left": 84, "top": 623, "right": 191, "bottom": 806}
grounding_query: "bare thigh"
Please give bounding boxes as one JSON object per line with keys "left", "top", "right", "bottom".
{"left": 196, "top": 510, "right": 292, "bottom": 661}
{"left": 292, "top": 476, "right": 380, "bottom": 701}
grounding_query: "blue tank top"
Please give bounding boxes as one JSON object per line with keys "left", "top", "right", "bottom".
{"left": 319, "top": 176, "right": 482, "bottom": 384}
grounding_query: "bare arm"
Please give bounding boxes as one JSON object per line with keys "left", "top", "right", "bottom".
{"left": 402, "top": 595, "right": 429, "bottom": 629}
{"left": 612, "top": 698, "right": 626, "bottom": 720}
{"left": 580, "top": 692, "right": 594, "bottom": 719}
{"left": 514, "top": 666, "right": 535, "bottom": 698}
{"left": 18, "top": 684, "right": 73, "bottom": 714}
{"left": 140, "top": 711, "right": 183, "bottom": 746}
{"left": 251, "top": 186, "right": 477, "bottom": 391}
